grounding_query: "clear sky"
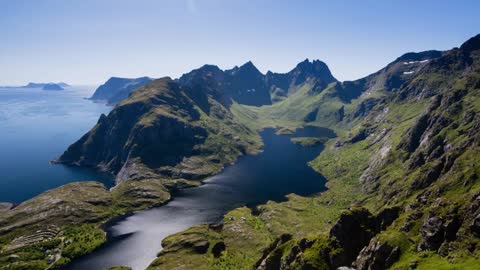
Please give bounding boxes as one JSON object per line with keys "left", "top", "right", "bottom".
{"left": 1, "top": 0, "right": 479, "bottom": 85}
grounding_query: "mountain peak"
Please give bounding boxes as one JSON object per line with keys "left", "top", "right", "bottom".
{"left": 238, "top": 61, "right": 261, "bottom": 73}
{"left": 291, "top": 58, "right": 336, "bottom": 84}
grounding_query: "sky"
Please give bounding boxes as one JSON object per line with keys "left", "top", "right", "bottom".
{"left": 0, "top": 0, "right": 479, "bottom": 85}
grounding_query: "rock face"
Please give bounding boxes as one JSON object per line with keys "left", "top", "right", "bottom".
{"left": 328, "top": 208, "right": 377, "bottom": 268}
{"left": 89, "top": 76, "right": 153, "bottom": 105}
{"left": 354, "top": 239, "right": 400, "bottom": 270}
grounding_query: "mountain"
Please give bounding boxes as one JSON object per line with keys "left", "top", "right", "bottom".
{"left": 178, "top": 59, "right": 337, "bottom": 106}
{"left": 266, "top": 58, "right": 337, "bottom": 101}
{"left": 58, "top": 76, "right": 261, "bottom": 184}
{"left": 177, "top": 61, "right": 272, "bottom": 107}
{"left": 89, "top": 76, "right": 153, "bottom": 105}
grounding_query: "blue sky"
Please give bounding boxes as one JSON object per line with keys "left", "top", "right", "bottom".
{"left": 1, "top": 0, "right": 479, "bottom": 85}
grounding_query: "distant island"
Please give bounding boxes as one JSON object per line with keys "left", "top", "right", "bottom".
{"left": 89, "top": 77, "right": 153, "bottom": 105}
{"left": 24, "top": 82, "right": 69, "bottom": 91}
{"left": 41, "top": 83, "right": 64, "bottom": 91}
{"left": 1, "top": 82, "right": 70, "bottom": 90}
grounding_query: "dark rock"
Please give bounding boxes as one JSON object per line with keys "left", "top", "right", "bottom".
{"left": 402, "top": 210, "right": 423, "bottom": 232}
{"left": 328, "top": 208, "right": 376, "bottom": 268}
{"left": 355, "top": 239, "right": 401, "bottom": 270}
{"left": 211, "top": 241, "right": 226, "bottom": 258}
{"left": 375, "top": 207, "right": 401, "bottom": 231}
{"left": 208, "top": 223, "right": 224, "bottom": 232}
{"left": 409, "top": 152, "right": 425, "bottom": 170}
{"left": 192, "top": 240, "right": 210, "bottom": 254}
{"left": 298, "top": 238, "right": 315, "bottom": 251}
{"left": 418, "top": 215, "right": 445, "bottom": 251}
{"left": 353, "top": 98, "right": 381, "bottom": 118}
{"left": 335, "top": 106, "right": 345, "bottom": 122}
{"left": 398, "top": 114, "right": 429, "bottom": 153}
{"left": 444, "top": 216, "right": 461, "bottom": 242}
{"left": 411, "top": 159, "right": 444, "bottom": 190}
{"left": 470, "top": 214, "right": 480, "bottom": 237}
{"left": 304, "top": 108, "right": 319, "bottom": 122}
{"left": 349, "top": 129, "right": 369, "bottom": 143}
{"left": 254, "top": 234, "right": 293, "bottom": 269}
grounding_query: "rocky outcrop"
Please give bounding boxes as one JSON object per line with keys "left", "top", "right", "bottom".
{"left": 354, "top": 239, "right": 400, "bottom": 270}
{"left": 328, "top": 208, "right": 377, "bottom": 268}
{"left": 256, "top": 208, "right": 401, "bottom": 270}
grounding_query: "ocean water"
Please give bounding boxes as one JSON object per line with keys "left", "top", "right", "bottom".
{"left": 0, "top": 86, "right": 113, "bottom": 203}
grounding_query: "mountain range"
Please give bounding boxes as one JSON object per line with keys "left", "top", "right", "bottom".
{"left": 1, "top": 34, "right": 480, "bottom": 270}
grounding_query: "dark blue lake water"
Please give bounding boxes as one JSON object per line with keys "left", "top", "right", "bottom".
{"left": 66, "top": 127, "right": 335, "bottom": 270}
{"left": 0, "top": 87, "right": 113, "bottom": 203}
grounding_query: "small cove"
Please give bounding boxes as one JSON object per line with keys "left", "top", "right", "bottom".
{"left": 66, "top": 127, "right": 336, "bottom": 270}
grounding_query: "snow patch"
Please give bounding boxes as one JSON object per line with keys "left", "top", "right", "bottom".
{"left": 403, "top": 59, "right": 430, "bottom": 65}
{"left": 403, "top": 71, "right": 414, "bottom": 75}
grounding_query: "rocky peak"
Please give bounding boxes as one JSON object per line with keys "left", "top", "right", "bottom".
{"left": 236, "top": 61, "right": 263, "bottom": 77}
{"left": 177, "top": 64, "right": 225, "bottom": 87}
{"left": 289, "top": 58, "right": 336, "bottom": 87}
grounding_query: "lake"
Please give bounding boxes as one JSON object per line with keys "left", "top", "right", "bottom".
{"left": 0, "top": 87, "right": 113, "bottom": 203}
{"left": 66, "top": 127, "right": 335, "bottom": 270}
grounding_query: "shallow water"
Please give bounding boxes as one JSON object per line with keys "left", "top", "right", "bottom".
{"left": 66, "top": 127, "right": 335, "bottom": 270}
{"left": 0, "top": 87, "right": 113, "bottom": 203}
